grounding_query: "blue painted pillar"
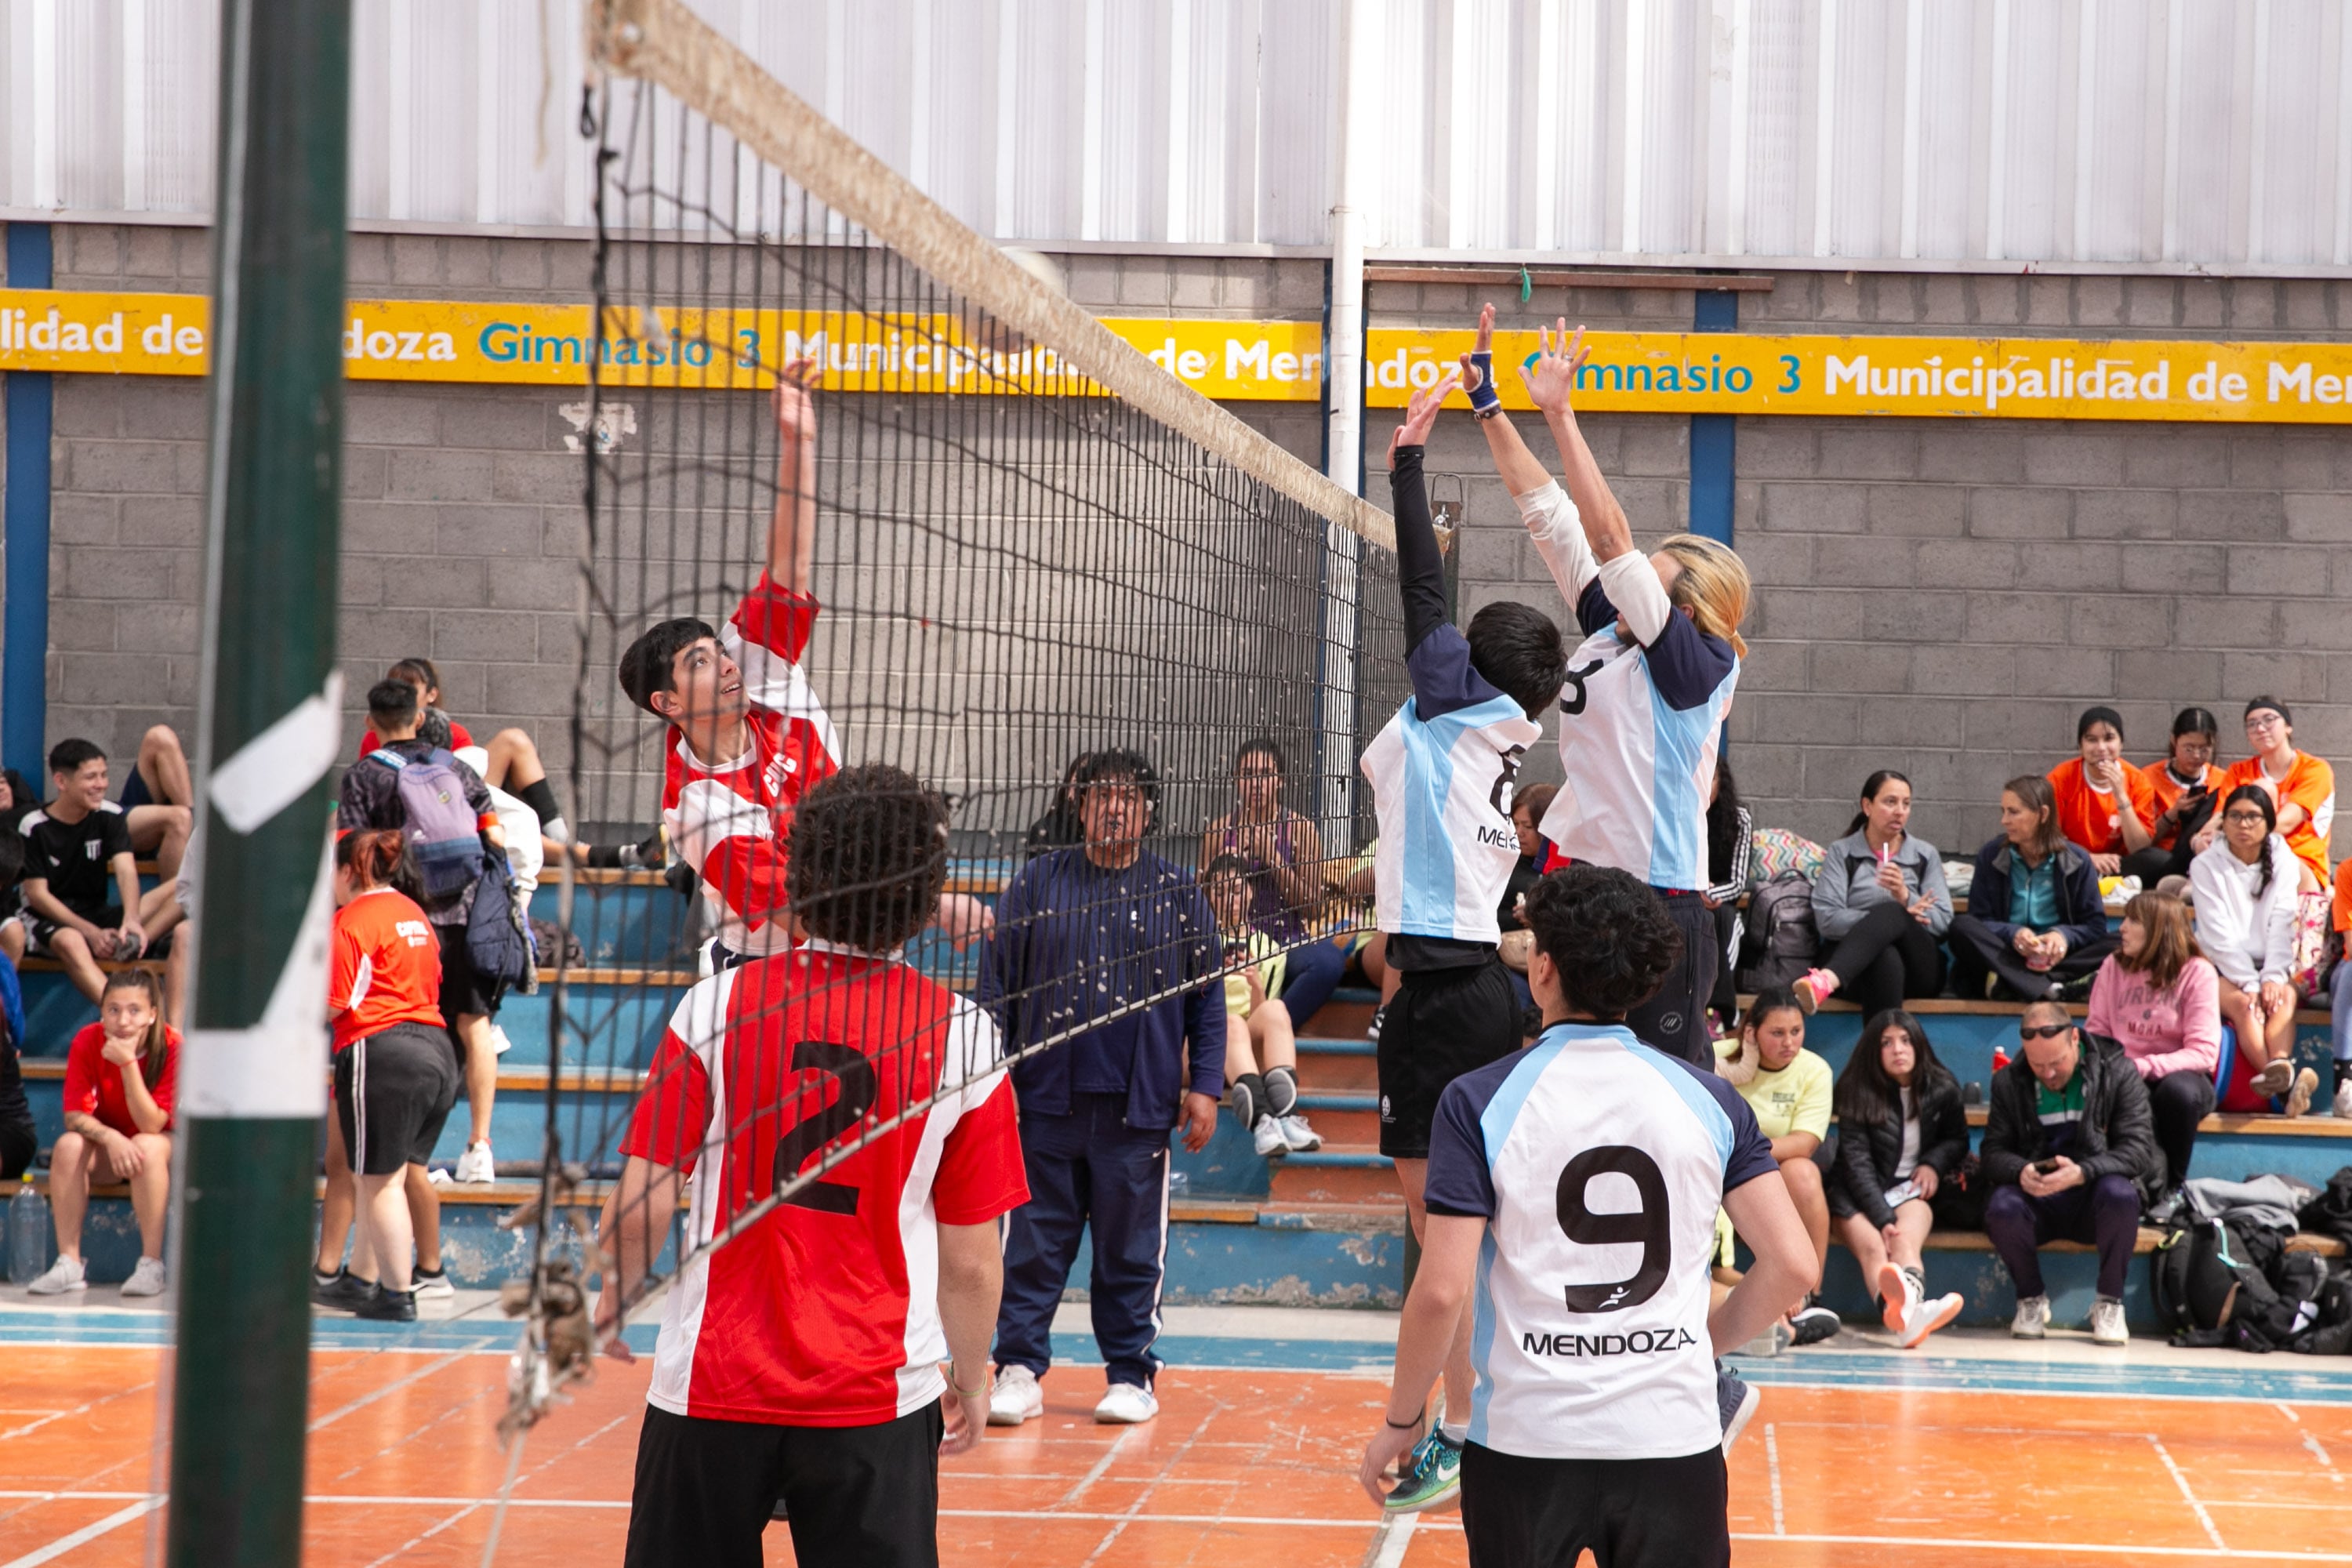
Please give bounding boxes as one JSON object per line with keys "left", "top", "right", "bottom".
{"left": 3, "top": 223, "right": 54, "bottom": 780}
{"left": 1689, "top": 289, "right": 1737, "bottom": 545}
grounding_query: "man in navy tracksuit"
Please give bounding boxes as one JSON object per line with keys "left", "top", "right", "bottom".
{"left": 982, "top": 748, "right": 1224, "bottom": 1429}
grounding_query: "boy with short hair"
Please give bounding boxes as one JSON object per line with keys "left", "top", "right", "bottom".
{"left": 19, "top": 739, "right": 187, "bottom": 1012}
{"left": 1359, "top": 865, "right": 1816, "bottom": 1566}
{"left": 1359, "top": 371, "right": 1567, "bottom": 1511}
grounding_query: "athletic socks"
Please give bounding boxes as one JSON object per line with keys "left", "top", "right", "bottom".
{"left": 1264, "top": 1065, "right": 1299, "bottom": 1119}
{"left": 514, "top": 778, "right": 565, "bottom": 837}
{"left": 1436, "top": 1417, "right": 1468, "bottom": 1446}
{"left": 1232, "top": 1073, "right": 1268, "bottom": 1128}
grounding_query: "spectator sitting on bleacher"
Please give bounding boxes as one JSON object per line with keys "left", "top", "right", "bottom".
{"left": 1796, "top": 769, "right": 1951, "bottom": 1019}
{"left": 1825, "top": 1009, "right": 1967, "bottom": 1350}
{"left": 1712, "top": 987, "right": 1839, "bottom": 1345}
{"left": 361, "top": 657, "right": 582, "bottom": 867}
{"left": 2221, "top": 698, "right": 2336, "bottom": 889}
{"left": 2048, "top": 707, "right": 2156, "bottom": 878}
{"left": 339, "top": 680, "right": 509, "bottom": 1185}
{"left": 2085, "top": 891, "right": 2221, "bottom": 1196}
{"left": 2123, "top": 707, "right": 2223, "bottom": 886}
{"left": 1702, "top": 764, "right": 1751, "bottom": 1029}
{"left": 18, "top": 739, "right": 188, "bottom": 1018}
{"left": 1204, "top": 854, "right": 1322, "bottom": 1158}
{"left": 1200, "top": 737, "right": 1348, "bottom": 1030}
{"left": 111, "top": 724, "right": 194, "bottom": 884}
{"left": 1499, "top": 782, "right": 1558, "bottom": 935}
{"left": 26, "top": 969, "right": 176, "bottom": 1299}
{"left": 1947, "top": 775, "right": 2117, "bottom": 1003}
{"left": 0, "top": 768, "right": 34, "bottom": 965}
{"left": 1981, "top": 1000, "right": 2162, "bottom": 1346}
{"left": 2330, "top": 854, "right": 2351, "bottom": 1119}
{"left": 0, "top": 946, "right": 29, "bottom": 1181}
{"left": 2191, "top": 786, "right": 2318, "bottom": 1117}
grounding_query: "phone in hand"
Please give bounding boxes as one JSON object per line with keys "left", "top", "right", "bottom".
{"left": 2031, "top": 1157, "right": 2063, "bottom": 1175}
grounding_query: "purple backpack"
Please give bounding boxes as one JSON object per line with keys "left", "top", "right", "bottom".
{"left": 368, "top": 748, "right": 485, "bottom": 914}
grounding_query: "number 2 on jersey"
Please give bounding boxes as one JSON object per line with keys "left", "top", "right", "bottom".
{"left": 771, "top": 1040, "right": 879, "bottom": 1215}
{"left": 1554, "top": 1145, "right": 1671, "bottom": 1312}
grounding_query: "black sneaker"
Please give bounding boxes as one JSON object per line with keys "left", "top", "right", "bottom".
{"left": 314, "top": 1269, "right": 376, "bottom": 1312}
{"left": 355, "top": 1286, "right": 417, "bottom": 1323}
{"left": 1718, "top": 1363, "right": 1759, "bottom": 1451}
{"left": 1789, "top": 1303, "right": 1842, "bottom": 1345}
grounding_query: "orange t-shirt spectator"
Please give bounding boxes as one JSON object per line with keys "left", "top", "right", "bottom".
{"left": 2047, "top": 707, "right": 2154, "bottom": 877}
{"left": 2140, "top": 706, "right": 2223, "bottom": 851}
{"left": 331, "top": 884, "right": 445, "bottom": 1053}
{"left": 2221, "top": 697, "right": 2336, "bottom": 887}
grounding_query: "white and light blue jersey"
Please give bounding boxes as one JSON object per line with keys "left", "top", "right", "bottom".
{"left": 1421, "top": 1022, "right": 1776, "bottom": 1461}
{"left": 1360, "top": 623, "right": 1542, "bottom": 948}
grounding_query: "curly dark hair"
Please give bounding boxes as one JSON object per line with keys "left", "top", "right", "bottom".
{"left": 786, "top": 764, "right": 951, "bottom": 953}
{"left": 1520, "top": 863, "right": 1682, "bottom": 1022}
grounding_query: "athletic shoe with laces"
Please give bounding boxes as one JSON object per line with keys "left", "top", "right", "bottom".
{"left": 356, "top": 1285, "right": 417, "bottom": 1323}
{"left": 1875, "top": 1262, "right": 1916, "bottom": 1334}
{"left": 988, "top": 1364, "right": 1043, "bottom": 1426}
{"left": 2252, "top": 1058, "right": 2297, "bottom": 1098}
{"left": 1277, "top": 1113, "right": 1323, "bottom": 1152}
{"left": 489, "top": 1024, "right": 514, "bottom": 1057}
{"left": 2089, "top": 1296, "right": 2129, "bottom": 1346}
{"left": 1094, "top": 1383, "right": 1159, "bottom": 1425}
{"left": 2336, "top": 1079, "right": 2352, "bottom": 1120}
{"left": 1251, "top": 1116, "right": 1289, "bottom": 1158}
{"left": 24, "top": 1255, "right": 85, "bottom": 1296}
{"left": 1793, "top": 968, "right": 1838, "bottom": 1014}
{"left": 2285, "top": 1067, "right": 2319, "bottom": 1119}
{"left": 119, "top": 1257, "right": 167, "bottom": 1298}
{"left": 1789, "top": 1303, "right": 1842, "bottom": 1345}
{"left": 1718, "top": 1365, "right": 1759, "bottom": 1453}
{"left": 1383, "top": 1431, "right": 1462, "bottom": 1513}
{"left": 454, "top": 1141, "right": 497, "bottom": 1184}
{"left": 410, "top": 1268, "right": 456, "bottom": 1301}
{"left": 2011, "top": 1294, "right": 2051, "bottom": 1339}
{"left": 1900, "top": 1289, "right": 1964, "bottom": 1349}
{"left": 314, "top": 1269, "right": 376, "bottom": 1312}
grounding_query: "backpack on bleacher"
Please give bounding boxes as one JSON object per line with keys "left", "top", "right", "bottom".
{"left": 368, "top": 747, "right": 487, "bottom": 912}
{"left": 1739, "top": 871, "right": 1820, "bottom": 991}
{"left": 2151, "top": 1215, "right": 2283, "bottom": 1341}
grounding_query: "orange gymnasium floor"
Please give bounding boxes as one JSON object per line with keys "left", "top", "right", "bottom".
{"left": 8, "top": 1296, "right": 2352, "bottom": 1566}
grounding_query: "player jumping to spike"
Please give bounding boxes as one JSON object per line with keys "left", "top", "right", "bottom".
{"left": 1361, "top": 368, "right": 1567, "bottom": 1514}
{"left": 615, "top": 359, "right": 991, "bottom": 965}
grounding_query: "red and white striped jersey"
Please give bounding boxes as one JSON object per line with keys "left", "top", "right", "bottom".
{"left": 620, "top": 942, "right": 1028, "bottom": 1426}
{"left": 661, "top": 576, "right": 843, "bottom": 956}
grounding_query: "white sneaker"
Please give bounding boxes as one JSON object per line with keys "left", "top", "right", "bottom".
{"left": 1875, "top": 1262, "right": 1918, "bottom": 1333}
{"left": 1252, "top": 1116, "right": 1288, "bottom": 1159}
{"left": 454, "top": 1142, "right": 497, "bottom": 1184}
{"left": 2090, "top": 1298, "right": 2129, "bottom": 1346}
{"left": 2335, "top": 1078, "right": 2352, "bottom": 1119}
{"left": 1094, "top": 1383, "right": 1159, "bottom": 1425}
{"left": 119, "top": 1257, "right": 167, "bottom": 1299}
{"left": 2252, "top": 1058, "right": 2297, "bottom": 1098}
{"left": 988, "top": 1364, "right": 1043, "bottom": 1427}
{"left": 1278, "top": 1114, "right": 1323, "bottom": 1152}
{"left": 2012, "top": 1294, "right": 2050, "bottom": 1340}
{"left": 489, "top": 1024, "right": 514, "bottom": 1057}
{"left": 1900, "top": 1290, "right": 1964, "bottom": 1349}
{"left": 410, "top": 1270, "right": 456, "bottom": 1301}
{"left": 25, "top": 1256, "right": 86, "bottom": 1296}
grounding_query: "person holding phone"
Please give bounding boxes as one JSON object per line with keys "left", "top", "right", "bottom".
{"left": 2122, "top": 707, "right": 2223, "bottom": 885}
{"left": 1821, "top": 1011, "right": 1967, "bottom": 1349}
{"left": 1979, "top": 1002, "right": 2163, "bottom": 1347}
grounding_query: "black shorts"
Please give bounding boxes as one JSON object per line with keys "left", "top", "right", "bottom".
{"left": 435, "top": 921, "right": 504, "bottom": 1023}
{"left": 1377, "top": 956, "right": 1521, "bottom": 1160}
{"left": 25, "top": 912, "right": 172, "bottom": 960}
{"left": 1461, "top": 1442, "right": 1729, "bottom": 1568}
{"left": 333, "top": 1022, "right": 461, "bottom": 1176}
{"left": 623, "top": 1401, "right": 943, "bottom": 1568}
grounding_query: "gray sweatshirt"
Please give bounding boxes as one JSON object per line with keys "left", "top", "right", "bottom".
{"left": 1811, "top": 829, "right": 1955, "bottom": 942}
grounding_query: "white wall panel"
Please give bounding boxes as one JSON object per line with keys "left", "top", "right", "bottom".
{"left": 4, "top": 0, "right": 2349, "bottom": 273}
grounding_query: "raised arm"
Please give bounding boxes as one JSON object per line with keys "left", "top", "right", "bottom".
{"left": 1458, "top": 305, "right": 1599, "bottom": 612}
{"left": 1522, "top": 320, "right": 1637, "bottom": 566}
{"left": 768, "top": 358, "right": 820, "bottom": 593}
{"left": 1385, "top": 370, "right": 1462, "bottom": 655}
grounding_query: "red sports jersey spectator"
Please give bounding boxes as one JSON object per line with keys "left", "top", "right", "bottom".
{"left": 601, "top": 764, "right": 1026, "bottom": 1568}
{"left": 26, "top": 970, "right": 177, "bottom": 1298}
{"left": 2047, "top": 707, "right": 2156, "bottom": 877}
{"left": 312, "top": 829, "right": 459, "bottom": 1322}
{"left": 2220, "top": 697, "right": 2336, "bottom": 889}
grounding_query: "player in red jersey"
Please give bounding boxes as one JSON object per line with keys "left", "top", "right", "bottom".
{"left": 616, "top": 361, "right": 989, "bottom": 967}
{"left": 600, "top": 764, "right": 1028, "bottom": 1568}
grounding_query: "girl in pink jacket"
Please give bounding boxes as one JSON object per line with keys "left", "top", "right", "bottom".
{"left": 2085, "top": 891, "right": 2220, "bottom": 1195}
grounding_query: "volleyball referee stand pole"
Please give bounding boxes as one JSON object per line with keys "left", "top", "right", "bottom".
{"left": 165, "top": 0, "right": 351, "bottom": 1563}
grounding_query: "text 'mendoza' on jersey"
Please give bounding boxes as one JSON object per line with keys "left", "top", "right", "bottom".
{"left": 661, "top": 575, "right": 844, "bottom": 957}
{"left": 1422, "top": 1022, "right": 1776, "bottom": 1461}
{"left": 619, "top": 942, "right": 1029, "bottom": 1427}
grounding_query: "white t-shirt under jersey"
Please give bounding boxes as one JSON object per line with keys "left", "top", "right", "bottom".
{"left": 1422, "top": 1020, "right": 1777, "bottom": 1460}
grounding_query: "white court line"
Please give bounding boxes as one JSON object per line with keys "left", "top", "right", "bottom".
{"left": 1764, "top": 1422, "right": 1785, "bottom": 1535}
{"left": 1055, "top": 1427, "right": 1138, "bottom": 1508}
{"left": 0, "top": 1496, "right": 165, "bottom": 1568}
{"left": 0, "top": 1397, "right": 110, "bottom": 1443}
{"left": 309, "top": 1349, "right": 481, "bottom": 1433}
{"left": 1076, "top": 1406, "right": 1221, "bottom": 1567}
{"left": 2281, "top": 1403, "right": 2303, "bottom": 1421}
{"left": 1363, "top": 1512, "right": 1418, "bottom": 1566}
{"left": 2148, "top": 1433, "right": 2227, "bottom": 1552}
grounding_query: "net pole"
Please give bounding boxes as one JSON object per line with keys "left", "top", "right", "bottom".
{"left": 166, "top": 0, "right": 350, "bottom": 1560}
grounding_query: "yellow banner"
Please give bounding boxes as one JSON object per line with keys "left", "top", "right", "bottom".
{"left": 2, "top": 288, "right": 2348, "bottom": 423}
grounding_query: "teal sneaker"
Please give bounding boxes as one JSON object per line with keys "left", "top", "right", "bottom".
{"left": 1383, "top": 1431, "right": 1463, "bottom": 1514}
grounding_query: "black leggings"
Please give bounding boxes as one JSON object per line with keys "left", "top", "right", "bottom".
{"left": 2145, "top": 1069, "right": 2216, "bottom": 1191}
{"left": 1820, "top": 902, "right": 1946, "bottom": 1021}
{"left": 1947, "top": 913, "right": 2118, "bottom": 1001}
{"left": 2120, "top": 793, "right": 2216, "bottom": 885}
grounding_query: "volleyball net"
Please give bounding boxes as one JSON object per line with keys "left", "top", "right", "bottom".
{"left": 500, "top": 0, "right": 1407, "bottom": 1430}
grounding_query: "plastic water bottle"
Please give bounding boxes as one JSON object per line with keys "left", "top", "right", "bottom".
{"left": 8, "top": 1175, "right": 47, "bottom": 1285}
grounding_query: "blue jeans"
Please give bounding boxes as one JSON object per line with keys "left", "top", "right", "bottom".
{"left": 1273, "top": 935, "right": 1348, "bottom": 1032}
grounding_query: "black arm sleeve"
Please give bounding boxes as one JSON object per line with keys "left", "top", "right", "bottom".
{"left": 1389, "top": 445, "right": 1449, "bottom": 655}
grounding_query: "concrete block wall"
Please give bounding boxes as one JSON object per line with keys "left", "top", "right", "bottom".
{"left": 20, "top": 224, "right": 2352, "bottom": 857}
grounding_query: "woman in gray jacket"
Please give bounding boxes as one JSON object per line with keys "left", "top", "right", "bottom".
{"left": 1797, "top": 770, "right": 1955, "bottom": 1018}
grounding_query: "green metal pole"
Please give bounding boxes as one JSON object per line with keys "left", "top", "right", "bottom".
{"left": 166, "top": 0, "right": 350, "bottom": 1562}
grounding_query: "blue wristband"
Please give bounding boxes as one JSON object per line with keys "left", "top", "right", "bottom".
{"left": 1465, "top": 350, "right": 1501, "bottom": 413}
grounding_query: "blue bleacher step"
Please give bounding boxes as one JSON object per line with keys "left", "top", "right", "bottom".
{"left": 1327, "top": 986, "right": 1382, "bottom": 1006}
{"left": 1281, "top": 1149, "right": 1393, "bottom": 1170}
{"left": 1296, "top": 1091, "right": 1377, "bottom": 1111}
{"left": 1298, "top": 1037, "right": 1376, "bottom": 1057}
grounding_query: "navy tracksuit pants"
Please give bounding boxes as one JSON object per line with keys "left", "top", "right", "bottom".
{"left": 993, "top": 1092, "right": 1171, "bottom": 1390}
